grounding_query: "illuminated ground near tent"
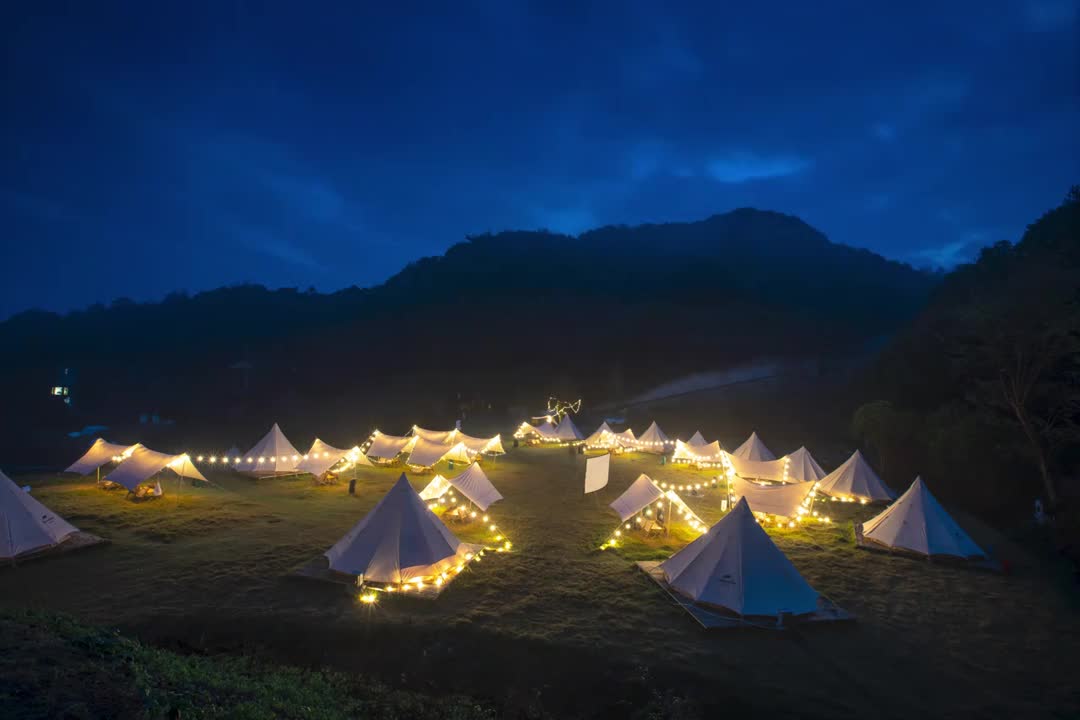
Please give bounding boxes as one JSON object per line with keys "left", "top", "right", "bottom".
{"left": 1, "top": 448, "right": 1078, "bottom": 718}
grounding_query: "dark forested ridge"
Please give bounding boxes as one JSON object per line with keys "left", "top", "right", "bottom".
{"left": 854, "top": 188, "right": 1080, "bottom": 528}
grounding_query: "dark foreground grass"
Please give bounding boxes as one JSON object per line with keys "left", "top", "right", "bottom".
{"left": 2, "top": 448, "right": 1079, "bottom": 718}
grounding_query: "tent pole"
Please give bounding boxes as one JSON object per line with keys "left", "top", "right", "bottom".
{"left": 666, "top": 495, "right": 671, "bottom": 536}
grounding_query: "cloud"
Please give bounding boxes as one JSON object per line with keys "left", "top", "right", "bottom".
{"left": 232, "top": 225, "right": 326, "bottom": 271}
{"left": 706, "top": 153, "right": 812, "bottom": 183}
{"left": 908, "top": 232, "right": 988, "bottom": 268}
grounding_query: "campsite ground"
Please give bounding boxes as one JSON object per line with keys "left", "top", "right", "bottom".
{"left": 2, "top": 447, "right": 1079, "bottom": 719}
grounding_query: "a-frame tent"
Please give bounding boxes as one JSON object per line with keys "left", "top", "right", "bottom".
{"left": 659, "top": 498, "right": 820, "bottom": 618}
{"left": 859, "top": 477, "right": 985, "bottom": 559}
{"left": 732, "top": 432, "right": 776, "bottom": 461}
{"left": 324, "top": 474, "right": 481, "bottom": 585}
{"left": 239, "top": 423, "right": 301, "bottom": 477}
{"left": 1, "top": 469, "right": 81, "bottom": 560}
{"left": 816, "top": 450, "right": 895, "bottom": 502}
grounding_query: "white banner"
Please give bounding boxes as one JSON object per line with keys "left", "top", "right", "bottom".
{"left": 584, "top": 453, "right": 610, "bottom": 494}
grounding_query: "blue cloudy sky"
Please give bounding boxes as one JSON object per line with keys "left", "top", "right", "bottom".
{"left": 1, "top": 1, "right": 1077, "bottom": 317}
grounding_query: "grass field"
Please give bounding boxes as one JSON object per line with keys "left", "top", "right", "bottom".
{"left": 2, "top": 447, "right": 1079, "bottom": 718}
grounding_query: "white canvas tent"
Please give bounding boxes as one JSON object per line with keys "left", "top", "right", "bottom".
{"left": 860, "top": 477, "right": 985, "bottom": 559}
{"left": 103, "top": 446, "right": 207, "bottom": 492}
{"left": 613, "top": 428, "right": 637, "bottom": 448}
{"left": 457, "top": 432, "right": 505, "bottom": 455}
{"left": 365, "top": 432, "right": 418, "bottom": 462}
{"left": 609, "top": 474, "right": 706, "bottom": 531}
{"left": 730, "top": 477, "right": 815, "bottom": 518}
{"left": 239, "top": 423, "right": 301, "bottom": 477}
{"left": 584, "top": 422, "right": 613, "bottom": 446}
{"left": 406, "top": 438, "right": 473, "bottom": 470}
{"left": 554, "top": 414, "right": 584, "bottom": 441}
{"left": 296, "top": 438, "right": 368, "bottom": 479}
{"left": 785, "top": 447, "right": 827, "bottom": 483}
{"left": 65, "top": 438, "right": 143, "bottom": 475}
{"left": 732, "top": 432, "right": 776, "bottom": 461}
{"left": 412, "top": 426, "right": 456, "bottom": 443}
{"left": 514, "top": 420, "right": 558, "bottom": 441}
{"left": 721, "top": 452, "right": 788, "bottom": 482}
{"left": 686, "top": 431, "right": 708, "bottom": 447}
{"left": 443, "top": 463, "right": 503, "bottom": 511}
{"left": 659, "top": 498, "right": 820, "bottom": 618}
{"left": 324, "top": 474, "right": 480, "bottom": 584}
{"left": 816, "top": 450, "right": 895, "bottom": 502}
{"left": 635, "top": 422, "right": 671, "bottom": 453}
{"left": 672, "top": 439, "right": 724, "bottom": 465}
{"left": 1, "top": 469, "right": 80, "bottom": 560}
{"left": 418, "top": 474, "right": 451, "bottom": 502}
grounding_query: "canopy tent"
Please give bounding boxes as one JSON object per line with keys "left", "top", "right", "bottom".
{"left": 444, "top": 463, "right": 503, "bottom": 511}
{"left": 584, "top": 452, "right": 610, "bottom": 494}
{"left": 411, "top": 426, "right": 456, "bottom": 444}
{"left": 554, "top": 414, "right": 584, "bottom": 441}
{"left": 406, "top": 438, "right": 473, "bottom": 470}
{"left": 635, "top": 422, "right": 671, "bottom": 453}
{"left": 325, "top": 474, "right": 480, "bottom": 584}
{"left": 1, "top": 469, "right": 80, "bottom": 560}
{"left": 613, "top": 429, "right": 637, "bottom": 447}
{"left": 239, "top": 423, "right": 301, "bottom": 477}
{"left": 457, "top": 432, "right": 506, "bottom": 455}
{"left": 721, "top": 452, "right": 788, "bottom": 482}
{"left": 730, "top": 477, "right": 815, "bottom": 518}
{"left": 514, "top": 420, "right": 558, "bottom": 441}
{"left": 785, "top": 447, "right": 827, "bottom": 483}
{"left": 609, "top": 474, "right": 706, "bottom": 532}
{"left": 365, "top": 432, "right": 418, "bottom": 462}
{"left": 659, "top": 498, "right": 820, "bottom": 618}
{"left": 102, "top": 446, "right": 207, "bottom": 492}
{"left": 65, "top": 439, "right": 143, "bottom": 475}
{"left": 686, "top": 431, "right": 708, "bottom": 447}
{"left": 816, "top": 450, "right": 895, "bottom": 502}
{"left": 860, "top": 477, "right": 985, "bottom": 559}
{"left": 672, "top": 439, "right": 724, "bottom": 465}
{"left": 732, "top": 432, "right": 776, "bottom": 461}
{"left": 295, "top": 439, "right": 368, "bottom": 478}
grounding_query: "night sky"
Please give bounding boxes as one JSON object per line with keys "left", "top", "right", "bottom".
{"left": 2, "top": 2, "right": 1077, "bottom": 318}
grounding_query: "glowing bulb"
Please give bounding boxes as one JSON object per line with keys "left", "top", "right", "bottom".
{"left": 196, "top": 455, "right": 204, "bottom": 462}
{"left": 360, "top": 593, "right": 377, "bottom": 604}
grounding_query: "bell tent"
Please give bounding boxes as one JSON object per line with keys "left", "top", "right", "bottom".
{"left": 859, "top": 477, "right": 985, "bottom": 559}
{"left": 635, "top": 422, "right": 671, "bottom": 453}
{"left": 1, "top": 469, "right": 82, "bottom": 561}
{"left": 784, "top": 447, "right": 827, "bottom": 483}
{"left": 732, "top": 432, "right": 776, "bottom": 461}
{"left": 240, "top": 423, "right": 301, "bottom": 477}
{"left": 554, "top": 414, "right": 584, "bottom": 441}
{"left": 816, "top": 450, "right": 895, "bottom": 502}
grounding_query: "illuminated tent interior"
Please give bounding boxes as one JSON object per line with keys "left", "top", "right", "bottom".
{"left": 721, "top": 451, "right": 789, "bottom": 482}
{"left": 672, "top": 439, "right": 724, "bottom": 465}
{"left": 419, "top": 462, "right": 503, "bottom": 511}
{"left": 609, "top": 474, "right": 706, "bottom": 535}
{"left": 1, "top": 469, "right": 81, "bottom": 560}
{"left": 730, "top": 476, "right": 815, "bottom": 519}
{"left": 324, "top": 474, "right": 481, "bottom": 586}
{"left": 405, "top": 438, "right": 474, "bottom": 471}
{"left": 365, "top": 432, "right": 418, "bottom": 462}
{"left": 295, "top": 438, "right": 369, "bottom": 479}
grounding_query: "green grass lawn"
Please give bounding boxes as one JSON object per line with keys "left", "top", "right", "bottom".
{"left": 2, "top": 447, "right": 1078, "bottom": 718}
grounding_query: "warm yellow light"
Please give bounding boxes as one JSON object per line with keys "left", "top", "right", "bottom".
{"left": 197, "top": 455, "right": 204, "bottom": 462}
{"left": 360, "top": 593, "right": 377, "bottom": 604}
{"left": 210, "top": 456, "right": 217, "bottom": 463}
{"left": 614, "top": 530, "right": 622, "bottom": 537}
{"left": 482, "top": 515, "right": 489, "bottom": 521}
{"left": 258, "top": 457, "right": 265, "bottom": 463}
{"left": 470, "top": 511, "right": 477, "bottom": 518}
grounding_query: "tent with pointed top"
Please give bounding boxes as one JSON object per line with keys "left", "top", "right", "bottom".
{"left": 102, "top": 446, "right": 207, "bottom": 492}
{"left": 444, "top": 463, "right": 503, "bottom": 511}
{"left": 239, "top": 423, "right": 301, "bottom": 477}
{"left": 730, "top": 477, "right": 815, "bottom": 518}
{"left": 613, "top": 428, "right": 637, "bottom": 448}
{"left": 609, "top": 474, "right": 705, "bottom": 531}
{"left": 65, "top": 439, "right": 143, "bottom": 475}
{"left": 673, "top": 439, "right": 724, "bottom": 465}
{"left": 324, "top": 474, "right": 480, "bottom": 583}
{"left": 635, "top": 422, "right": 670, "bottom": 452}
{"left": 296, "top": 439, "right": 368, "bottom": 479}
{"left": 585, "top": 421, "right": 613, "bottom": 446}
{"left": 860, "top": 477, "right": 985, "bottom": 559}
{"left": 554, "top": 414, "right": 584, "bottom": 441}
{"left": 686, "top": 431, "right": 708, "bottom": 447}
{"left": 419, "top": 474, "right": 452, "bottom": 501}
{"left": 365, "top": 432, "right": 417, "bottom": 462}
{"left": 659, "top": 498, "right": 820, "bottom": 617}
{"left": 785, "top": 447, "right": 827, "bottom": 483}
{"left": 732, "top": 432, "right": 776, "bottom": 461}
{"left": 514, "top": 420, "right": 558, "bottom": 441}
{"left": 816, "top": 450, "right": 895, "bottom": 502}
{"left": 1, "top": 469, "right": 81, "bottom": 560}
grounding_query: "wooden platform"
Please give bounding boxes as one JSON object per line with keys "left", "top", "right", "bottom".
{"left": 636, "top": 561, "right": 854, "bottom": 630}
{"left": 4, "top": 532, "right": 107, "bottom": 569}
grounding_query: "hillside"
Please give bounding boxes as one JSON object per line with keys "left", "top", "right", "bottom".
{"left": 0, "top": 208, "right": 935, "bottom": 459}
